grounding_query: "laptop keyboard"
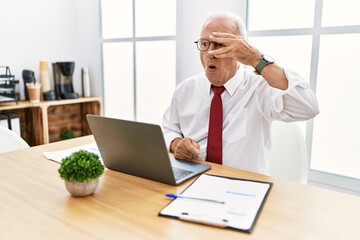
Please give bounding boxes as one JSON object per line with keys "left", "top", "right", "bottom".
{"left": 172, "top": 167, "right": 193, "bottom": 180}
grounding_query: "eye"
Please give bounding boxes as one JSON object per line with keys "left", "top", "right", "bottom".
{"left": 214, "top": 42, "right": 225, "bottom": 49}
{"left": 201, "top": 41, "right": 209, "bottom": 48}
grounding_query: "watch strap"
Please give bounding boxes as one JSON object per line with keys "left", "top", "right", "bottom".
{"left": 255, "top": 55, "right": 274, "bottom": 74}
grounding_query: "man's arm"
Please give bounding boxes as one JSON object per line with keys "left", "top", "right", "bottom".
{"left": 209, "top": 32, "right": 319, "bottom": 121}
{"left": 209, "top": 32, "right": 288, "bottom": 90}
{"left": 162, "top": 99, "right": 202, "bottom": 161}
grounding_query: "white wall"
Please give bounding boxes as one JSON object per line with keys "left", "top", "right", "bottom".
{"left": 0, "top": 0, "right": 102, "bottom": 100}
{"left": 0, "top": 0, "right": 247, "bottom": 99}
{"left": 176, "top": 0, "right": 247, "bottom": 83}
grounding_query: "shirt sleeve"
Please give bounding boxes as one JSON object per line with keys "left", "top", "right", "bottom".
{"left": 162, "top": 95, "right": 183, "bottom": 151}
{"left": 270, "top": 68, "right": 319, "bottom": 121}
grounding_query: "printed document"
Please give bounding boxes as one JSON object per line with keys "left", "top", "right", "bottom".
{"left": 43, "top": 142, "right": 102, "bottom": 164}
{"left": 160, "top": 174, "right": 271, "bottom": 232}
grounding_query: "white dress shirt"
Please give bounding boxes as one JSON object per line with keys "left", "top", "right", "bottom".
{"left": 162, "top": 68, "right": 319, "bottom": 175}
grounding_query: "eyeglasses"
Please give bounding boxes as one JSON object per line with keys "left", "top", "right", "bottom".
{"left": 194, "top": 39, "right": 225, "bottom": 51}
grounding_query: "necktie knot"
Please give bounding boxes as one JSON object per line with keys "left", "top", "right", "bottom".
{"left": 212, "top": 85, "right": 225, "bottom": 95}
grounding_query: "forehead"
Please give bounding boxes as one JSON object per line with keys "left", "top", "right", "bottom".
{"left": 200, "top": 17, "right": 237, "bottom": 38}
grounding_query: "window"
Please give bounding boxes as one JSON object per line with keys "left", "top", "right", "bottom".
{"left": 248, "top": 0, "right": 315, "bottom": 30}
{"left": 247, "top": 0, "right": 360, "bottom": 193}
{"left": 248, "top": 35, "right": 312, "bottom": 82}
{"left": 321, "top": 0, "right": 360, "bottom": 27}
{"left": 136, "top": 41, "right": 176, "bottom": 123}
{"left": 102, "top": 42, "right": 134, "bottom": 120}
{"left": 100, "top": 0, "right": 176, "bottom": 124}
{"left": 312, "top": 33, "right": 360, "bottom": 179}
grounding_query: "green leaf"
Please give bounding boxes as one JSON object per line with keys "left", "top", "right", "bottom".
{"left": 58, "top": 150, "right": 104, "bottom": 183}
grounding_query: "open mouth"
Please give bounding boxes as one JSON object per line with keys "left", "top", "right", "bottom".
{"left": 208, "top": 65, "right": 217, "bottom": 70}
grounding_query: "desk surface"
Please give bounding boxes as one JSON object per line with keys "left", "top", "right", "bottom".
{"left": 0, "top": 136, "right": 359, "bottom": 240}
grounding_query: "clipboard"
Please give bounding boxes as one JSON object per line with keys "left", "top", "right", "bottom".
{"left": 159, "top": 174, "right": 272, "bottom": 233}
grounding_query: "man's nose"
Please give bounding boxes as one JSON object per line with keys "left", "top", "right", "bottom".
{"left": 206, "top": 43, "right": 216, "bottom": 59}
{"left": 208, "top": 42, "right": 216, "bottom": 51}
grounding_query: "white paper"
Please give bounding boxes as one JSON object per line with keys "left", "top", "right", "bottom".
{"left": 160, "top": 174, "right": 271, "bottom": 231}
{"left": 43, "top": 142, "right": 103, "bottom": 164}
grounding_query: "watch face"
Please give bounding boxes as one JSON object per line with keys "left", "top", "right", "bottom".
{"left": 263, "top": 54, "right": 274, "bottom": 63}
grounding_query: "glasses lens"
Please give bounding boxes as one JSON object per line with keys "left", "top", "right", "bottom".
{"left": 197, "top": 39, "right": 210, "bottom": 51}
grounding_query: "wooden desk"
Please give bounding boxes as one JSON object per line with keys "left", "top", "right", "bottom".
{"left": 0, "top": 136, "right": 359, "bottom": 240}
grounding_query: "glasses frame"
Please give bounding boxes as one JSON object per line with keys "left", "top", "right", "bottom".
{"left": 194, "top": 39, "right": 225, "bottom": 52}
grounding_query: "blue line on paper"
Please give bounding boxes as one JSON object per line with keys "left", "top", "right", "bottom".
{"left": 226, "top": 191, "right": 256, "bottom": 197}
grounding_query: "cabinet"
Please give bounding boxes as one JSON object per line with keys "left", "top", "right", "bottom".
{"left": 0, "top": 97, "right": 102, "bottom": 146}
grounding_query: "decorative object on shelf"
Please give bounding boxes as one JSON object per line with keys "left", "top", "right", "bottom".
{"left": 0, "top": 66, "right": 19, "bottom": 104}
{"left": 39, "top": 61, "right": 56, "bottom": 101}
{"left": 39, "top": 61, "right": 51, "bottom": 93}
{"left": 82, "top": 67, "right": 91, "bottom": 97}
{"left": 52, "top": 62, "right": 79, "bottom": 100}
{"left": 26, "top": 82, "right": 41, "bottom": 103}
{"left": 58, "top": 150, "right": 104, "bottom": 197}
{"left": 59, "top": 129, "right": 76, "bottom": 140}
{"left": 22, "top": 70, "right": 36, "bottom": 100}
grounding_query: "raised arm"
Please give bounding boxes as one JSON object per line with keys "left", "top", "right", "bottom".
{"left": 209, "top": 32, "right": 288, "bottom": 90}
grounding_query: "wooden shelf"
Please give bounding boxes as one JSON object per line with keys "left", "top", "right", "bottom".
{"left": 0, "top": 97, "right": 102, "bottom": 146}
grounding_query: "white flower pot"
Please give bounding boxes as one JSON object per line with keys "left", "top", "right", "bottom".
{"left": 65, "top": 179, "right": 99, "bottom": 197}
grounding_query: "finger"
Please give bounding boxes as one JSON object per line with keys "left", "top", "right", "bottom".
{"left": 184, "top": 140, "right": 201, "bottom": 159}
{"left": 190, "top": 141, "right": 201, "bottom": 159}
{"left": 209, "top": 34, "right": 233, "bottom": 45}
{"left": 174, "top": 151, "right": 192, "bottom": 161}
{"left": 183, "top": 140, "right": 196, "bottom": 154}
{"left": 208, "top": 46, "right": 233, "bottom": 58}
{"left": 191, "top": 140, "right": 200, "bottom": 149}
{"left": 211, "top": 32, "right": 236, "bottom": 38}
{"left": 174, "top": 139, "right": 194, "bottom": 160}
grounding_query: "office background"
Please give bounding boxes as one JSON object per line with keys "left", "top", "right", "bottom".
{"left": 1, "top": 0, "right": 359, "bottom": 195}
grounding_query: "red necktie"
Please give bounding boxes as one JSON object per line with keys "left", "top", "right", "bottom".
{"left": 206, "top": 85, "right": 225, "bottom": 164}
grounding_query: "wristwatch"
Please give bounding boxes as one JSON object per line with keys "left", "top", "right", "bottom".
{"left": 255, "top": 54, "right": 274, "bottom": 74}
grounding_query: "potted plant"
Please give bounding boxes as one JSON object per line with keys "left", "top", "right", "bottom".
{"left": 59, "top": 129, "right": 76, "bottom": 140}
{"left": 58, "top": 150, "right": 104, "bottom": 197}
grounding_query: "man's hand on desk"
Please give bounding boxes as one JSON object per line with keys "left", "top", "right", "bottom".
{"left": 170, "top": 137, "right": 202, "bottom": 161}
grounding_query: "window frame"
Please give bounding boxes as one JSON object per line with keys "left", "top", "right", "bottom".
{"left": 99, "top": 0, "right": 176, "bottom": 121}
{"left": 246, "top": 0, "right": 360, "bottom": 194}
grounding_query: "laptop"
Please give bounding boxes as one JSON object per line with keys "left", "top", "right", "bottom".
{"left": 86, "top": 114, "right": 211, "bottom": 185}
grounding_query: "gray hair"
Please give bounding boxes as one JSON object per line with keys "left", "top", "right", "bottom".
{"left": 202, "top": 11, "right": 247, "bottom": 38}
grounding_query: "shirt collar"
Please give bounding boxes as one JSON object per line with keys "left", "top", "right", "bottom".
{"left": 206, "top": 68, "right": 245, "bottom": 96}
